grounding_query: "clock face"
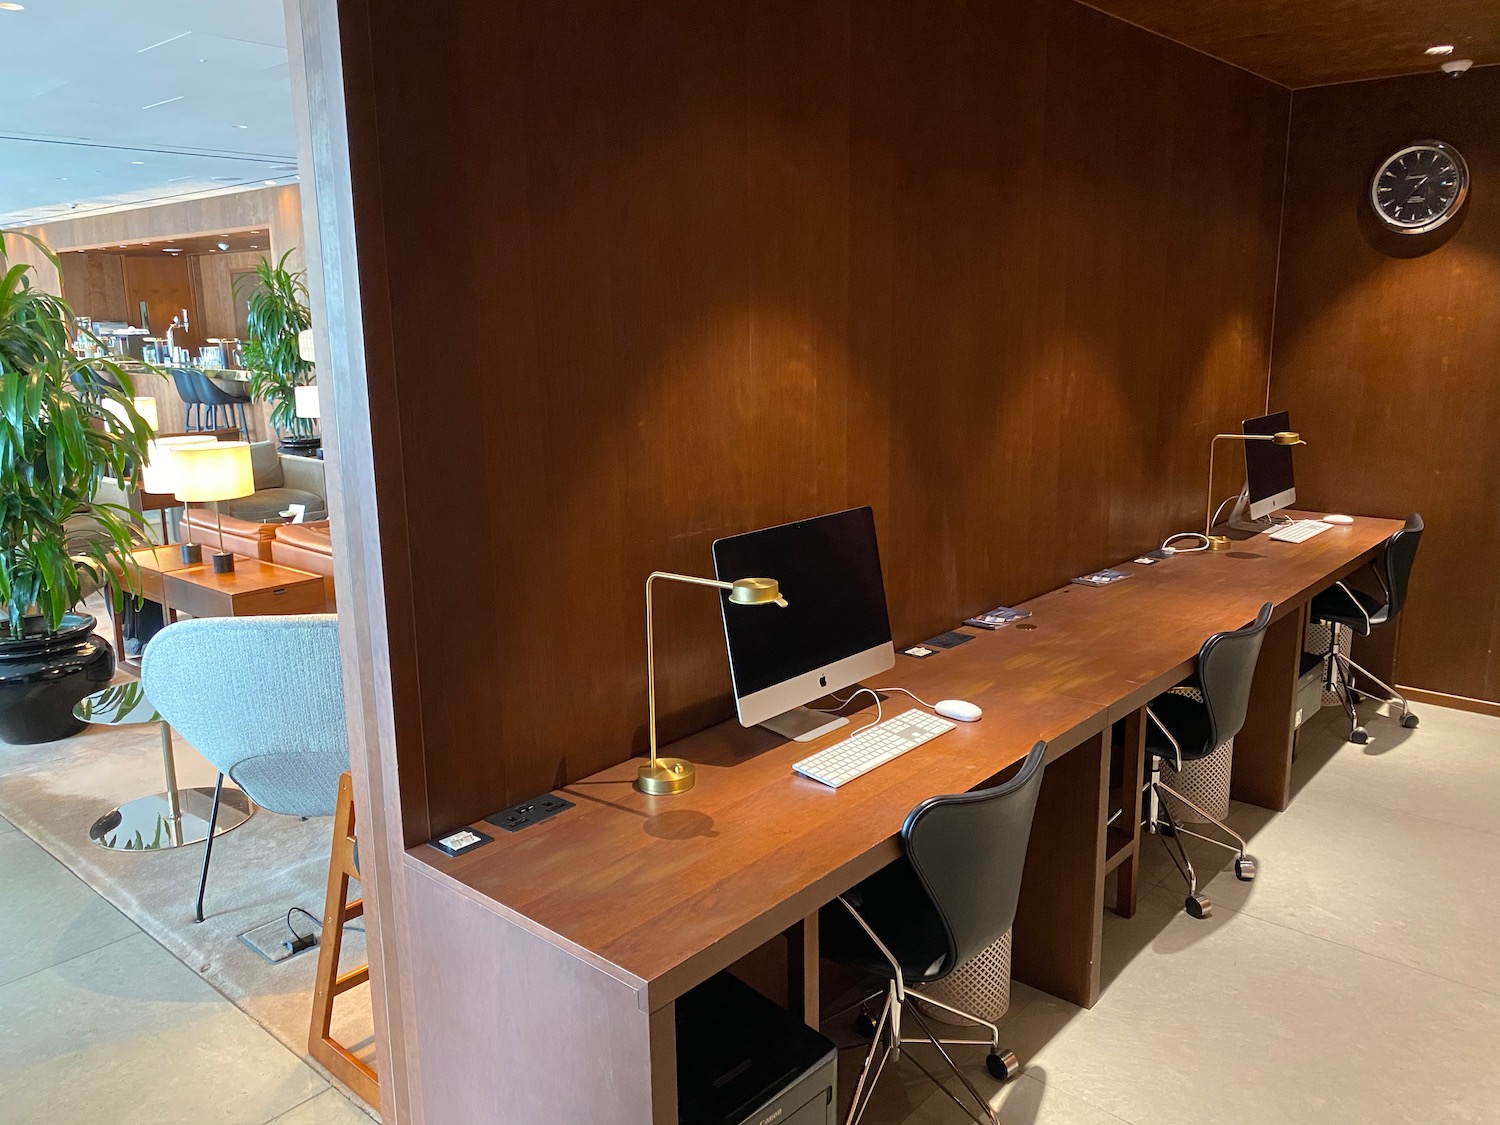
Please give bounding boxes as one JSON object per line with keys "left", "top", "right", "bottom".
{"left": 1370, "top": 141, "right": 1469, "bottom": 234}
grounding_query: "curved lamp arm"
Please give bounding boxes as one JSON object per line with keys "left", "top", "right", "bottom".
{"left": 1205, "top": 431, "right": 1304, "bottom": 548}
{"left": 638, "top": 571, "right": 785, "bottom": 795}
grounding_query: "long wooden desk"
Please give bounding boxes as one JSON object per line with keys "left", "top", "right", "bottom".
{"left": 403, "top": 516, "right": 1400, "bottom": 1125}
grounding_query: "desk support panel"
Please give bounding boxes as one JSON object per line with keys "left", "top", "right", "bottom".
{"left": 1232, "top": 602, "right": 1308, "bottom": 811}
{"left": 405, "top": 864, "right": 674, "bottom": 1125}
{"left": 1011, "top": 730, "right": 1109, "bottom": 1008}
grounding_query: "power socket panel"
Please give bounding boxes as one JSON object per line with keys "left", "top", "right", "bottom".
{"left": 486, "top": 793, "right": 575, "bottom": 833}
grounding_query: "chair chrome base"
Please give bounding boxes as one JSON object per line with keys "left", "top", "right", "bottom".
{"left": 1321, "top": 622, "right": 1418, "bottom": 744}
{"left": 1146, "top": 771, "right": 1257, "bottom": 920}
{"left": 839, "top": 899, "right": 1014, "bottom": 1125}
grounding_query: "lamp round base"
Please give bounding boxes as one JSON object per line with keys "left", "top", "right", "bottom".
{"left": 635, "top": 758, "right": 696, "bottom": 795}
{"left": 181, "top": 543, "right": 203, "bottom": 564}
{"left": 1207, "top": 535, "right": 1232, "bottom": 552}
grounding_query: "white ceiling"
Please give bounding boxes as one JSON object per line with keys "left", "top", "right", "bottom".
{"left": 0, "top": 0, "right": 298, "bottom": 228}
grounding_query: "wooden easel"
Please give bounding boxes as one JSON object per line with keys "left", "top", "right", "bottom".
{"left": 308, "top": 771, "right": 379, "bottom": 1109}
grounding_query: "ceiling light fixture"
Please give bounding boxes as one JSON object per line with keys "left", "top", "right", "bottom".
{"left": 1442, "top": 57, "right": 1474, "bottom": 75}
{"left": 232, "top": 124, "right": 249, "bottom": 129}
{"left": 217, "top": 241, "right": 229, "bottom": 250}
{"left": 250, "top": 230, "right": 261, "bottom": 234}
{"left": 1425, "top": 44, "right": 1455, "bottom": 56}
{"left": 0, "top": 3, "right": 26, "bottom": 11}
{"left": 141, "top": 95, "right": 185, "bottom": 110}
{"left": 163, "top": 248, "right": 182, "bottom": 253}
{"left": 262, "top": 180, "right": 277, "bottom": 186}
{"left": 130, "top": 160, "right": 146, "bottom": 165}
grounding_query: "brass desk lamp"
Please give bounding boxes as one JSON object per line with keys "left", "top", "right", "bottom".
{"left": 1204, "top": 430, "right": 1304, "bottom": 551}
{"left": 638, "top": 572, "right": 786, "bottom": 795}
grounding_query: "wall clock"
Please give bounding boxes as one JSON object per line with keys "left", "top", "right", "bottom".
{"left": 1370, "top": 140, "right": 1469, "bottom": 235}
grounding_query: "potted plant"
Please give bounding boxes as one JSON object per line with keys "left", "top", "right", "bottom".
{"left": 237, "top": 251, "right": 319, "bottom": 456}
{"left": 0, "top": 237, "right": 152, "bottom": 743}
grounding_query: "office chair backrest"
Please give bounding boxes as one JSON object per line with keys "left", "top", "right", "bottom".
{"left": 902, "top": 741, "right": 1046, "bottom": 974}
{"left": 1198, "top": 601, "right": 1274, "bottom": 752}
{"left": 1380, "top": 514, "right": 1424, "bottom": 618}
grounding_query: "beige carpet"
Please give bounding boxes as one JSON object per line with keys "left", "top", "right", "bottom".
{"left": 0, "top": 672, "right": 377, "bottom": 1104}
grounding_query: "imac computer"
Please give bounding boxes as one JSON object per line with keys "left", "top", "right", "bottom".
{"left": 712, "top": 506, "right": 895, "bottom": 742}
{"left": 1229, "top": 410, "right": 1297, "bottom": 531}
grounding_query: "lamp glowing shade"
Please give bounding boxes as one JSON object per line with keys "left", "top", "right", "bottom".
{"left": 172, "top": 442, "right": 255, "bottom": 504}
{"left": 140, "top": 436, "right": 217, "bottom": 496}
{"left": 294, "top": 384, "right": 320, "bottom": 420}
{"left": 104, "top": 395, "right": 159, "bottom": 433}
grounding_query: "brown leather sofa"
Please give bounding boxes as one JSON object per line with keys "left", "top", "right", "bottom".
{"left": 270, "top": 521, "right": 336, "bottom": 611}
{"left": 183, "top": 509, "right": 277, "bottom": 561}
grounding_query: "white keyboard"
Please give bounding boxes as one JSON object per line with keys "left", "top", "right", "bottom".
{"left": 1268, "top": 520, "right": 1331, "bottom": 544}
{"left": 792, "top": 709, "right": 956, "bottom": 788}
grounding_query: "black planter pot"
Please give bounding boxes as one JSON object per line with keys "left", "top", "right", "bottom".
{"left": 0, "top": 614, "right": 115, "bottom": 745}
{"left": 278, "top": 435, "right": 322, "bottom": 458}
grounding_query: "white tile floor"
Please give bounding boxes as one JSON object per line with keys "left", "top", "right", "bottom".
{"left": 3, "top": 703, "right": 1497, "bottom": 1125}
{"left": 0, "top": 810, "right": 373, "bottom": 1125}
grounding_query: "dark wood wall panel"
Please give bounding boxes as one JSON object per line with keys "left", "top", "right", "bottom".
{"left": 358, "top": 0, "right": 1289, "bottom": 835}
{"left": 1270, "top": 67, "right": 1500, "bottom": 703}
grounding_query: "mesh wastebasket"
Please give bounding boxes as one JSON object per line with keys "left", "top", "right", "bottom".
{"left": 913, "top": 929, "right": 1011, "bottom": 1024}
{"left": 1157, "top": 687, "right": 1232, "bottom": 824}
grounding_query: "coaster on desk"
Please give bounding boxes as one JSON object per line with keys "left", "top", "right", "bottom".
{"left": 902, "top": 645, "right": 937, "bottom": 659}
{"left": 924, "top": 631, "right": 975, "bottom": 649}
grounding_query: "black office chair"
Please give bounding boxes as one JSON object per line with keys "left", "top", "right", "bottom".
{"left": 1145, "top": 601, "right": 1272, "bottom": 920}
{"left": 820, "top": 741, "right": 1046, "bottom": 1125}
{"left": 1309, "top": 513, "right": 1424, "bottom": 745}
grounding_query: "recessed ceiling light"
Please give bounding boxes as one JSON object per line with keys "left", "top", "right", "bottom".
{"left": 141, "top": 95, "right": 185, "bottom": 110}
{"left": 250, "top": 230, "right": 261, "bottom": 234}
{"left": 262, "top": 179, "right": 277, "bottom": 186}
{"left": 0, "top": 4, "right": 26, "bottom": 11}
{"left": 130, "top": 160, "right": 146, "bottom": 165}
{"left": 250, "top": 244, "right": 260, "bottom": 249}
{"left": 232, "top": 124, "right": 249, "bottom": 129}
{"left": 1425, "top": 44, "right": 1455, "bottom": 56}
{"left": 163, "top": 248, "right": 181, "bottom": 253}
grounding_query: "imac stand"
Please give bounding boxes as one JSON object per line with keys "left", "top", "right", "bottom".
{"left": 760, "top": 707, "right": 849, "bottom": 743}
{"left": 1226, "top": 486, "right": 1279, "bottom": 535}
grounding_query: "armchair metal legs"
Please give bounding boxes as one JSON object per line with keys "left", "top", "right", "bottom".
{"left": 839, "top": 898, "right": 1014, "bottom": 1125}
{"left": 194, "top": 772, "right": 224, "bottom": 923}
{"left": 1146, "top": 768, "right": 1257, "bottom": 920}
{"left": 1321, "top": 622, "right": 1418, "bottom": 745}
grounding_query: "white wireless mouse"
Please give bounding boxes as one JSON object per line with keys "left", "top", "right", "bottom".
{"left": 1323, "top": 514, "right": 1354, "bottom": 525}
{"left": 934, "top": 699, "right": 983, "bottom": 723}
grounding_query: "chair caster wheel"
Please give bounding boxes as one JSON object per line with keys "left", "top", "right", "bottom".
{"left": 1349, "top": 727, "right": 1369, "bottom": 745}
{"left": 1185, "top": 894, "right": 1212, "bottom": 919}
{"left": 986, "top": 1050, "right": 1019, "bottom": 1082}
{"left": 1235, "top": 856, "right": 1257, "bottom": 881}
{"left": 853, "top": 1011, "right": 877, "bottom": 1038}
{"left": 1401, "top": 713, "right": 1420, "bottom": 729}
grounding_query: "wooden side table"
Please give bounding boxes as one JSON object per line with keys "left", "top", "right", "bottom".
{"left": 161, "top": 559, "right": 326, "bottom": 618}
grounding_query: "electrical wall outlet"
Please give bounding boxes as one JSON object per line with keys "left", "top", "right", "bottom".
{"left": 487, "top": 793, "right": 575, "bottom": 833}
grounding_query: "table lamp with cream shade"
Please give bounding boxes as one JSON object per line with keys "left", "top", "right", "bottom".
{"left": 294, "top": 384, "right": 320, "bottom": 420}
{"left": 142, "top": 436, "right": 220, "bottom": 563}
{"left": 173, "top": 442, "right": 255, "bottom": 574}
{"left": 104, "top": 395, "right": 159, "bottom": 433}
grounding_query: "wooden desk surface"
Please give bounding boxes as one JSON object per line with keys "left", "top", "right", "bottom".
{"left": 410, "top": 516, "right": 1400, "bottom": 1009}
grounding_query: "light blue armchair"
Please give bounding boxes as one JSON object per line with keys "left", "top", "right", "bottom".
{"left": 141, "top": 614, "right": 348, "bottom": 922}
